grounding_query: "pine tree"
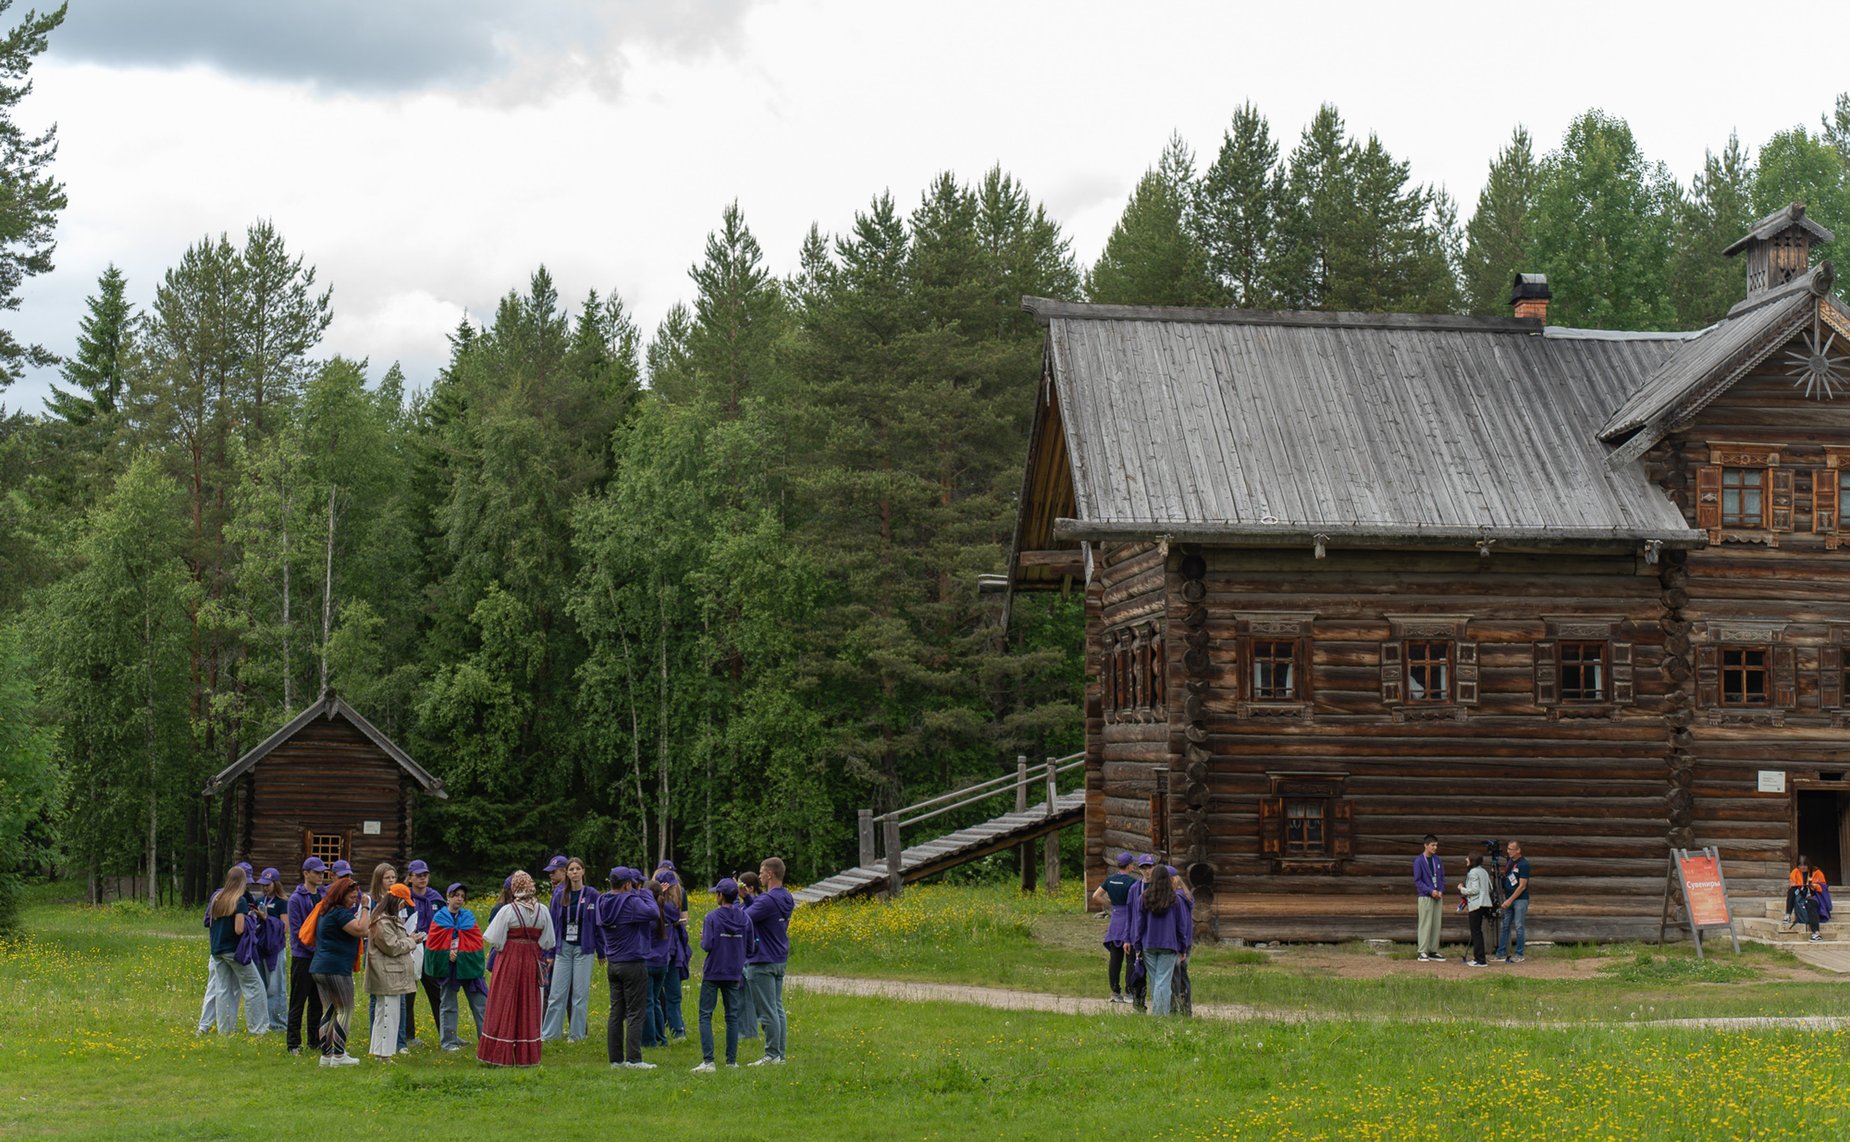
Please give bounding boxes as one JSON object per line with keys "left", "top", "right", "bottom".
{"left": 1462, "top": 128, "right": 1536, "bottom": 316}
{"left": 1085, "top": 166, "right": 1217, "bottom": 306}
{"left": 1528, "top": 110, "right": 1677, "bottom": 329}
{"left": 46, "top": 264, "right": 133, "bottom": 423}
{"left": 1671, "top": 133, "right": 1756, "bottom": 328}
{"left": 0, "top": 1, "right": 66, "bottom": 388}
{"left": 1195, "top": 103, "right": 1280, "bottom": 307}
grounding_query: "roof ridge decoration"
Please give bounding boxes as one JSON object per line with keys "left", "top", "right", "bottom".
{"left": 1021, "top": 296, "right": 1542, "bottom": 334}
{"left": 202, "top": 688, "right": 447, "bottom": 798}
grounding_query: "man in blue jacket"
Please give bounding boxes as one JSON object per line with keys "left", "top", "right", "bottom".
{"left": 743, "top": 856, "right": 794, "bottom": 1066}
{"left": 1414, "top": 835, "right": 1446, "bottom": 962}
{"left": 285, "top": 857, "right": 327, "bottom": 1054}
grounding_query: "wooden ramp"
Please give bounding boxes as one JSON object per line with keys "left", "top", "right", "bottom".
{"left": 794, "top": 759, "right": 1083, "bottom": 906}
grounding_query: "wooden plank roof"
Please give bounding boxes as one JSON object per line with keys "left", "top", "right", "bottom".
{"left": 1019, "top": 297, "right": 1705, "bottom": 552}
{"left": 203, "top": 690, "right": 446, "bottom": 798}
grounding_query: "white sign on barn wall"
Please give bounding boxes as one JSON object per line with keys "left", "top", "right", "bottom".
{"left": 363, "top": 820, "right": 382, "bottom": 835}
{"left": 1757, "top": 771, "right": 1787, "bottom": 794}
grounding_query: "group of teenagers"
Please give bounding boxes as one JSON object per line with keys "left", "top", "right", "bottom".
{"left": 1089, "top": 851, "right": 1195, "bottom": 1016}
{"left": 198, "top": 851, "right": 796, "bottom": 1072}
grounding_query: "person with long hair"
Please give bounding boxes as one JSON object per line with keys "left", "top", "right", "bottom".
{"left": 541, "top": 857, "right": 599, "bottom": 1043}
{"left": 1458, "top": 854, "right": 1494, "bottom": 967}
{"left": 1129, "top": 860, "right": 1190, "bottom": 1015}
{"left": 364, "top": 885, "right": 420, "bottom": 1060}
{"left": 479, "top": 870, "right": 556, "bottom": 1067}
{"left": 364, "top": 863, "right": 409, "bottom": 1054}
{"left": 254, "top": 868, "right": 290, "bottom": 1032}
{"left": 596, "top": 867, "right": 660, "bottom": 1070}
{"left": 734, "top": 871, "right": 762, "bottom": 1041}
{"left": 206, "top": 866, "right": 269, "bottom": 1035}
{"left": 1787, "top": 855, "right": 1829, "bottom": 941}
{"left": 310, "top": 876, "right": 372, "bottom": 1065}
{"left": 642, "top": 879, "right": 675, "bottom": 1048}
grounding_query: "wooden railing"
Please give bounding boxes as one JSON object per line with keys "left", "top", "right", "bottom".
{"left": 857, "top": 751, "right": 1085, "bottom": 896}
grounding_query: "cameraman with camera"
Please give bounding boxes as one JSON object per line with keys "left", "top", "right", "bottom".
{"left": 1497, "top": 840, "right": 1530, "bottom": 963}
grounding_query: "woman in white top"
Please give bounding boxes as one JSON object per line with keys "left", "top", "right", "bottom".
{"left": 1459, "top": 854, "right": 1495, "bottom": 967}
{"left": 479, "top": 871, "right": 557, "bottom": 1066}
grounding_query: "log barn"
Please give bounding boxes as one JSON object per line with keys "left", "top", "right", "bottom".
{"left": 1011, "top": 204, "right": 1850, "bottom": 941}
{"left": 203, "top": 689, "right": 446, "bottom": 878}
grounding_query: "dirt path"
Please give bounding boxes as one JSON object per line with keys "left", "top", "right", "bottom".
{"left": 786, "top": 973, "right": 1850, "bottom": 1032}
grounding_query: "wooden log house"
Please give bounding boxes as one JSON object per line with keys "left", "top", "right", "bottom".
{"left": 1010, "top": 204, "right": 1850, "bottom": 941}
{"left": 203, "top": 690, "right": 446, "bottom": 878}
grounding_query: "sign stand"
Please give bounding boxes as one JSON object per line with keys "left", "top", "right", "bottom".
{"left": 1658, "top": 846, "right": 1740, "bottom": 959}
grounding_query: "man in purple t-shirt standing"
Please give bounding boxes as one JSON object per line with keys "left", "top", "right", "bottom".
{"left": 1414, "top": 835, "right": 1446, "bottom": 962}
{"left": 742, "top": 856, "right": 794, "bottom": 1065}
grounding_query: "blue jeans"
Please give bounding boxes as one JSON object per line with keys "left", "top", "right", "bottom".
{"left": 1144, "top": 949, "right": 1179, "bottom": 1016}
{"left": 698, "top": 979, "right": 742, "bottom": 1064}
{"left": 197, "top": 956, "right": 228, "bottom": 1032}
{"left": 439, "top": 978, "right": 486, "bottom": 1049}
{"left": 541, "top": 940, "right": 595, "bottom": 1042}
{"left": 644, "top": 964, "right": 672, "bottom": 1047}
{"left": 742, "top": 961, "right": 786, "bottom": 1059}
{"left": 1496, "top": 897, "right": 1529, "bottom": 958}
{"left": 210, "top": 953, "right": 269, "bottom": 1034}
{"left": 259, "top": 957, "right": 287, "bottom": 1031}
{"left": 661, "top": 968, "right": 686, "bottom": 1036}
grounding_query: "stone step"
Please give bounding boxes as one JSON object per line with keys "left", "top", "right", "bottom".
{"left": 1738, "top": 916, "right": 1850, "bottom": 944}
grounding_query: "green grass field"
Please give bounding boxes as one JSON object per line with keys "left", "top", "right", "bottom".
{"left": 3, "top": 883, "right": 1849, "bottom": 1140}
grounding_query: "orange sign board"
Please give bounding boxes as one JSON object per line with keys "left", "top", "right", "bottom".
{"left": 1677, "top": 852, "right": 1731, "bottom": 928}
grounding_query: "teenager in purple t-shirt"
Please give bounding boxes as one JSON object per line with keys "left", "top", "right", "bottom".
{"left": 691, "top": 878, "right": 754, "bottom": 1071}
{"left": 743, "top": 856, "right": 794, "bottom": 1065}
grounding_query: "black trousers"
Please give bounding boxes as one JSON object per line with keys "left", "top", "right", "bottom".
{"left": 1788, "top": 886, "right": 1821, "bottom": 933}
{"left": 1468, "top": 907, "right": 1491, "bottom": 964}
{"left": 286, "top": 955, "right": 324, "bottom": 1051}
{"left": 607, "top": 960, "right": 648, "bottom": 1064}
{"left": 418, "top": 974, "right": 444, "bottom": 1039}
{"left": 1108, "top": 944, "right": 1127, "bottom": 994}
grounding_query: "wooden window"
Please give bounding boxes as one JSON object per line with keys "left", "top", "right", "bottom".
{"left": 1405, "top": 640, "right": 1451, "bottom": 704}
{"left": 1283, "top": 798, "right": 1327, "bottom": 856}
{"left": 1559, "top": 641, "right": 1607, "bottom": 703}
{"left": 1719, "top": 646, "right": 1770, "bottom": 706}
{"left": 1251, "top": 639, "right": 1298, "bottom": 700}
{"left": 1720, "top": 467, "right": 1765, "bottom": 528}
{"left": 307, "top": 830, "right": 346, "bottom": 867}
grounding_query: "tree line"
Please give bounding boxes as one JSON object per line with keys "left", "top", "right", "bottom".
{"left": 6, "top": 39, "right": 1850, "bottom": 917}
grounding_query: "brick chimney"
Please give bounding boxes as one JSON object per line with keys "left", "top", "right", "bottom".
{"left": 1510, "top": 272, "right": 1551, "bottom": 323}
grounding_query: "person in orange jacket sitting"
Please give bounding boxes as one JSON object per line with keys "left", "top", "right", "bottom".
{"left": 1786, "top": 856, "right": 1828, "bottom": 941}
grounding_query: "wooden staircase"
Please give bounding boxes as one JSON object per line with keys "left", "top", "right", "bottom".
{"left": 793, "top": 753, "right": 1084, "bottom": 906}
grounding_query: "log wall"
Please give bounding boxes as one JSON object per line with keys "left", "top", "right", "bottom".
{"left": 1085, "top": 540, "right": 1172, "bottom": 901}
{"left": 238, "top": 716, "right": 415, "bottom": 879}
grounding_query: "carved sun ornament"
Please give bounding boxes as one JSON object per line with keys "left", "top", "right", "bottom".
{"left": 1786, "top": 310, "right": 1850, "bottom": 400}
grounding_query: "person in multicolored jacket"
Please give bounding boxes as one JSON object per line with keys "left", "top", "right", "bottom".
{"left": 424, "top": 883, "right": 487, "bottom": 1051}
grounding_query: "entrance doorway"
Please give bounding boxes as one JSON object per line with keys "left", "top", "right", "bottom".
{"left": 1795, "top": 789, "right": 1850, "bottom": 885}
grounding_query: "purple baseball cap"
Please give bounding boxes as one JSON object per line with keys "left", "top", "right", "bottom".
{"left": 302, "top": 856, "right": 327, "bottom": 873}
{"left": 657, "top": 859, "right": 675, "bottom": 871}
{"left": 1136, "top": 853, "right": 1156, "bottom": 866}
{"left": 407, "top": 859, "right": 430, "bottom": 875}
{"left": 1164, "top": 864, "right": 1179, "bottom": 877}
{"left": 446, "top": 882, "right": 466, "bottom": 897}
{"left": 257, "top": 867, "right": 280, "bottom": 885}
{"left": 235, "top": 861, "right": 254, "bottom": 874}
{"left": 654, "top": 869, "right": 678, "bottom": 886}
{"left": 544, "top": 855, "right": 569, "bottom": 873}
{"left": 711, "top": 877, "right": 738, "bottom": 896}
{"left": 332, "top": 860, "right": 353, "bottom": 877}
{"left": 1115, "top": 851, "right": 1133, "bottom": 867}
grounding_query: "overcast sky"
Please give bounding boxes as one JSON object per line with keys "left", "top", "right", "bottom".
{"left": 7, "top": 0, "right": 1846, "bottom": 412}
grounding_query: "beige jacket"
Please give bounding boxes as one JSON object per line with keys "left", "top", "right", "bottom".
{"left": 364, "top": 913, "right": 420, "bottom": 996}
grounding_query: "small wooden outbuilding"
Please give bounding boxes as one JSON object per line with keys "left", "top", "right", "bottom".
{"left": 203, "top": 690, "right": 446, "bottom": 877}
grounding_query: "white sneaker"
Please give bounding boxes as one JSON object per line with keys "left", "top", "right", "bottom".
{"left": 747, "top": 1055, "right": 776, "bottom": 1066}
{"left": 333, "top": 1054, "right": 361, "bottom": 1067}
{"left": 629, "top": 1060, "right": 657, "bottom": 1070}
{"left": 317, "top": 1055, "right": 333, "bottom": 1067}
{"left": 691, "top": 1062, "right": 716, "bottom": 1073}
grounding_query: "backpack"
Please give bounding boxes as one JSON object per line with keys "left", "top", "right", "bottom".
{"left": 298, "top": 897, "right": 328, "bottom": 948}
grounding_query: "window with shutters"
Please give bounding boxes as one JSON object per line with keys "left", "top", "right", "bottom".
{"left": 1258, "top": 773, "right": 1351, "bottom": 871}
{"left": 1698, "top": 444, "right": 1788, "bottom": 544}
{"left": 1535, "top": 617, "right": 1631, "bottom": 717}
{"left": 1825, "top": 631, "right": 1850, "bottom": 719}
{"left": 1382, "top": 615, "right": 1474, "bottom": 718}
{"left": 1816, "top": 451, "right": 1850, "bottom": 549}
{"left": 1696, "top": 625, "right": 1793, "bottom": 723}
{"left": 1234, "top": 612, "right": 1314, "bottom": 719}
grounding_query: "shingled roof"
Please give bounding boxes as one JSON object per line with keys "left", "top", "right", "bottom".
{"left": 203, "top": 689, "right": 446, "bottom": 798}
{"left": 1015, "top": 298, "right": 1706, "bottom": 557}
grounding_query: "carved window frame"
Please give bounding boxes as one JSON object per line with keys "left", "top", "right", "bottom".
{"left": 1382, "top": 615, "right": 1475, "bottom": 720}
{"left": 1258, "top": 772, "right": 1352, "bottom": 873}
{"left": 1814, "top": 449, "right": 1850, "bottom": 550}
{"left": 1234, "top": 612, "right": 1314, "bottom": 720}
{"left": 1534, "top": 616, "right": 1633, "bottom": 719}
{"left": 1822, "top": 626, "right": 1850, "bottom": 726}
{"left": 1102, "top": 620, "right": 1164, "bottom": 724}
{"left": 1697, "top": 443, "right": 1791, "bottom": 546}
{"left": 1695, "top": 621, "right": 1794, "bottom": 725}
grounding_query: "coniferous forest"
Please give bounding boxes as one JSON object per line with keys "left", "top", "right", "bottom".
{"left": 6, "top": 4, "right": 1850, "bottom": 917}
